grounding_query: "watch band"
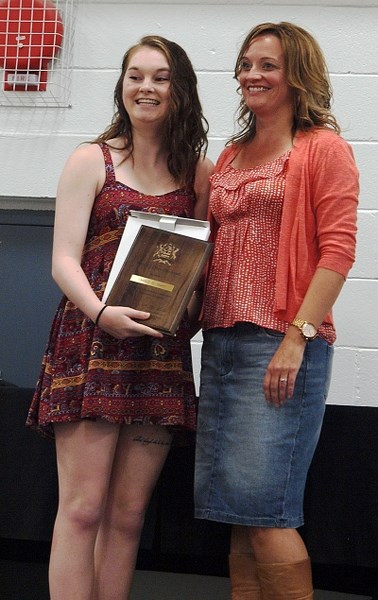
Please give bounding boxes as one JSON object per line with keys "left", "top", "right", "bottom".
{"left": 290, "top": 318, "right": 317, "bottom": 341}
{"left": 291, "top": 318, "right": 307, "bottom": 330}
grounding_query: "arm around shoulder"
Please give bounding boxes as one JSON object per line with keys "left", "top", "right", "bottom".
{"left": 193, "top": 155, "right": 214, "bottom": 221}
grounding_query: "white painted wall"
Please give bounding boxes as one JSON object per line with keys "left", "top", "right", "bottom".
{"left": 1, "top": 0, "right": 377, "bottom": 406}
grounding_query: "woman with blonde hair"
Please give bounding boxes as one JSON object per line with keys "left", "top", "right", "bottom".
{"left": 194, "top": 22, "right": 358, "bottom": 599}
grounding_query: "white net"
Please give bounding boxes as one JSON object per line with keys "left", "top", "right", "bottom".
{"left": 0, "top": 0, "right": 76, "bottom": 107}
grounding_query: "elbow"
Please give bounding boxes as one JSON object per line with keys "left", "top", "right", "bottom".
{"left": 51, "top": 258, "right": 59, "bottom": 283}
{"left": 51, "top": 258, "right": 65, "bottom": 286}
{"left": 51, "top": 266, "right": 60, "bottom": 287}
{"left": 51, "top": 267, "right": 58, "bottom": 284}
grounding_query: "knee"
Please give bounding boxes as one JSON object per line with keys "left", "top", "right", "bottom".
{"left": 60, "top": 495, "right": 105, "bottom": 532}
{"left": 249, "top": 526, "right": 277, "bottom": 552}
{"left": 104, "top": 500, "right": 147, "bottom": 539}
{"left": 249, "top": 526, "right": 297, "bottom": 555}
{"left": 121, "top": 507, "right": 146, "bottom": 538}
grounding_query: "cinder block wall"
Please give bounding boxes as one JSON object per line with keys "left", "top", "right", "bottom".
{"left": 1, "top": 0, "right": 377, "bottom": 407}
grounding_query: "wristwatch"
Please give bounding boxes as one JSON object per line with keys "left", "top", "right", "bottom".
{"left": 291, "top": 318, "right": 317, "bottom": 341}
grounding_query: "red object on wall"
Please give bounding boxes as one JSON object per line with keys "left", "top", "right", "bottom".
{"left": 0, "top": 0, "right": 64, "bottom": 91}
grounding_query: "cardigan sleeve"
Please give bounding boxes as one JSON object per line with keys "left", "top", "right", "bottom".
{"left": 310, "top": 133, "right": 359, "bottom": 277}
{"left": 274, "top": 128, "right": 359, "bottom": 321}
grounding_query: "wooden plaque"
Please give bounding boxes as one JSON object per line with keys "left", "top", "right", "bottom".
{"left": 106, "top": 225, "right": 213, "bottom": 335}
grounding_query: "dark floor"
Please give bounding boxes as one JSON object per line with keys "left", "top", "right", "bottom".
{"left": 1, "top": 537, "right": 377, "bottom": 600}
{"left": 1, "top": 556, "right": 377, "bottom": 600}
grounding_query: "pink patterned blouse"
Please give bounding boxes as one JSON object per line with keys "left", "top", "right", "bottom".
{"left": 202, "top": 150, "right": 335, "bottom": 344}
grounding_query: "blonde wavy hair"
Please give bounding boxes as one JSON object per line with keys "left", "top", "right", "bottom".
{"left": 231, "top": 21, "right": 340, "bottom": 145}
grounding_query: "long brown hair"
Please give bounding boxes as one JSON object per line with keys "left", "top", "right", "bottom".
{"left": 230, "top": 21, "right": 340, "bottom": 145}
{"left": 93, "top": 35, "right": 208, "bottom": 186}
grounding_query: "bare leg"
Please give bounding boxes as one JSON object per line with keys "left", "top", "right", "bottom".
{"left": 93, "top": 424, "right": 172, "bottom": 600}
{"left": 248, "top": 527, "right": 309, "bottom": 563}
{"left": 229, "top": 526, "right": 262, "bottom": 599}
{"left": 49, "top": 420, "right": 121, "bottom": 600}
{"left": 249, "top": 527, "right": 313, "bottom": 599}
{"left": 231, "top": 525, "right": 253, "bottom": 554}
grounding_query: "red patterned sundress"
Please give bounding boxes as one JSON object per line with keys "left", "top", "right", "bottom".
{"left": 26, "top": 144, "right": 197, "bottom": 441}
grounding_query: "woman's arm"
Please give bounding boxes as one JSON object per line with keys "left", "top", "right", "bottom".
{"left": 193, "top": 155, "right": 214, "bottom": 220}
{"left": 264, "top": 135, "right": 358, "bottom": 406}
{"left": 263, "top": 267, "right": 345, "bottom": 406}
{"left": 52, "top": 144, "right": 104, "bottom": 320}
{"left": 52, "top": 143, "right": 163, "bottom": 339}
{"left": 186, "top": 156, "right": 214, "bottom": 335}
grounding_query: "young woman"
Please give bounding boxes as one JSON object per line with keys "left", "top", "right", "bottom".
{"left": 27, "top": 35, "right": 213, "bottom": 600}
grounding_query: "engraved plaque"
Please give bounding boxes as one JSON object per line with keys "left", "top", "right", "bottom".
{"left": 106, "top": 225, "right": 213, "bottom": 335}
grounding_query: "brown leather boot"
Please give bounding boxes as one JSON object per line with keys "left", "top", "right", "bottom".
{"left": 229, "top": 553, "right": 262, "bottom": 599}
{"left": 256, "top": 557, "right": 313, "bottom": 599}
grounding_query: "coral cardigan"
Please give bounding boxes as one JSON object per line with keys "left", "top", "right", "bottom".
{"left": 207, "top": 128, "right": 359, "bottom": 327}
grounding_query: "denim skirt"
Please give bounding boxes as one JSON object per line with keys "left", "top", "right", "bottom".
{"left": 194, "top": 323, "right": 333, "bottom": 528}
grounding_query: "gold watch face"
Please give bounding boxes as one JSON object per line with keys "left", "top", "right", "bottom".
{"left": 302, "top": 322, "right": 317, "bottom": 339}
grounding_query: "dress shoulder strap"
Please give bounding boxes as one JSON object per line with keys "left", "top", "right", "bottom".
{"left": 98, "top": 143, "right": 117, "bottom": 184}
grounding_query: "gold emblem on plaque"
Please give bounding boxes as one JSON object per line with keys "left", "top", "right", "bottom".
{"left": 153, "top": 242, "right": 179, "bottom": 266}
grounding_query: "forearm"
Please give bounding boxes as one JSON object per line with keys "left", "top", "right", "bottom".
{"left": 292, "top": 267, "right": 345, "bottom": 329}
{"left": 52, "top": 256, "right": 103, "bottom": 323}
{"left": 264, "top": 267, "right": 346, "bottom": 405}
{"left": 186, "top": 289, "right": 203, "bottom": 338}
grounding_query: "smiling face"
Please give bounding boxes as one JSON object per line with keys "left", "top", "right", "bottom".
{"left": 122, "top": 46, "right": 171, "bottom": 127}
{"left": 237, "top": 34, "right": 294, "bottom": 120}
